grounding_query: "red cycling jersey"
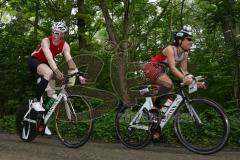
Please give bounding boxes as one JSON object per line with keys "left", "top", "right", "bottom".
{"left": 144, "top": 46, "right": 185, "bottom": 81}
{"left": 150, "top": 52, "right": 167, "bottom": 64}
{"left": 31, "top": 36, "right": 65, "bottom": 63}
{"left": 150, "top": 46, "right": 184, "bottom": 64}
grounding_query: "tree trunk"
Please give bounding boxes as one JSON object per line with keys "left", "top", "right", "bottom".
{"left": 221, "top": 0, "right": 240, "bottom": 107}
{"left": 77, "top": 0, "right": 86, "bottom": 50}
{"left": 180, "top": 0, "right": 185, "bottom": 27}
{"left": 100, "top": 0, "right": 132, "bottom": 105}
{"left": 34, "top": 0, "right": 39, "bottom": 43}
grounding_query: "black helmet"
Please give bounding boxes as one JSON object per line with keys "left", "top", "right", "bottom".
{"left": 173, "top": 28, "right": 192, "bottom": 47}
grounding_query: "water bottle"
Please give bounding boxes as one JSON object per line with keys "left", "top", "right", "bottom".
{"left": 161, "top": 97, "right": 174, "bottom": 113}
{"left": 44, "top": 94, "right": 57, "bottom": 110}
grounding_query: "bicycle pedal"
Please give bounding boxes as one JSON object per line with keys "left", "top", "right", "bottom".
{"left": 152, "top": 131, "right": 161, "bottom": 142}
{"left": 151, "top": 125, "right": 161, "bottom": 142}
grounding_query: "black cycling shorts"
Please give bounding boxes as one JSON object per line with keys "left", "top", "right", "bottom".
{"left": 28, "top": 57, "right": 49, "bottom": 74}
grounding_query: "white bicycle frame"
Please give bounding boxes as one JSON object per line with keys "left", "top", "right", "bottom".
{"left": 22, "top": 88, "right": 75, "bottom": 139}
{"left": 128, "top": 81, "right": 203, "bottom": 131}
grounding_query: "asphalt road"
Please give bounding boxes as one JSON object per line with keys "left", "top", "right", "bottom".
{"left": 0, "top": 133, "right": 240, "bottom": 160}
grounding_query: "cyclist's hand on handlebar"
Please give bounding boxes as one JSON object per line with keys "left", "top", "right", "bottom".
{"left": 182, "top": 75, "right": 193, "bottom": 85}
{"left": 79, "top": 76, "right": 87, "bottom": 85}
{"left": 55, "top": 70, "right": 64, "bottom": 80}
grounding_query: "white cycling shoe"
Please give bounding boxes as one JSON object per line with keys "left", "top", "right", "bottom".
{"left": 44, "top": 126, "right": 52, "bottom": 136}
{"left": 31, "top": 100, "right": 45, "bottom": 112}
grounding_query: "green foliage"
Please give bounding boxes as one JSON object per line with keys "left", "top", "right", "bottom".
{"left": 92, "top": 112, "right": 117, "bottom": 142}
{"left": 0, "top": 115, "right": 16, "bottom": 134}
{"left": 228, "top": 111, "right": 240, "bottom": 145}
{"left": 0, "top": 0, "right": 239, "bottom": 146}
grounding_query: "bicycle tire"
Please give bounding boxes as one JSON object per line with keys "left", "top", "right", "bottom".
{"left": 174, "top": 98, "right": 230, "bottom": 154}
{"left": 16, "top": 100, "right": 38, "bottom": 142}
{"left": 55, "top": 95, "right": 94, "bottom": 148}
{"left": 115, "top": 106, "right": 151, "bottom": 149}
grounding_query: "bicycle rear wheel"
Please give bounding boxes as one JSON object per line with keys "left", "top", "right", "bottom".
{"left": 16, "top": 100, "right": 38, "bottom": 142}
{"left": 115, "top": 106, "right": 151, "bottom": 149}
{"left": 55, "top": 95, "right": 93, "bottom": 148}
{"left": 174, "top": 98, "right": 230, "bottom": 154}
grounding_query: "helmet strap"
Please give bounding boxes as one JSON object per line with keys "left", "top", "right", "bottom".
{"left": 179, "top": 39, "right": 189, "bottom": 52}
{"left": 180, "top": 45, "right": 189, "bottom": 52}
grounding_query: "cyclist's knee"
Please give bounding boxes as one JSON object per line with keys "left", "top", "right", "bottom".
{"left": 155, "top": 79, "right": 173, "bottom": 90}
{"left": 166, "top": 83, "right": 173, "bottom": 91}
{"left": 46, "top": 90, "right": 56, "bottom": 97}
{"left": 43, "top": 70, "right": 53, "bottom": 80}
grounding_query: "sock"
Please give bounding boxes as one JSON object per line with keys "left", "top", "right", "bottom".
{"left": 36, "top": 78, "right": 49, "bottom": 101}
{"left": 153, "top": 97, "right": 162, "bottom": 107}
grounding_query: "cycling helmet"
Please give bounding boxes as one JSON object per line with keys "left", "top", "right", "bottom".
{"left": 52, "top": 21, "right": 68, "bottom": 33}
{"left": 174, "top": 29, "right": 192, "bottom": 40}
{"left": 173, "top": 27, "right": 192, "bottom": 47}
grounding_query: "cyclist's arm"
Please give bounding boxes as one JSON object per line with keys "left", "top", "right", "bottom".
{"left": 41, "top": 38, "right": 58, "bottom": 71}
{"left": 62, "top": 42, "right": 86, "bottom": 84}
{"left": 180, "top": 52, "right": 189, "bottom": 75}
{"left": 165, "top": 47, "right": 185, "bottom": 79}
{"left": 62, "top": 42, "right": 78, "bottom": 71}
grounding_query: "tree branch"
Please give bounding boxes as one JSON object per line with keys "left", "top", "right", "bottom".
{"left": 122, "top": 0, "right": 130, "bottom": 40}
{"left": 180, "top": 0, "right": 185, "bottom": 27}
{"left": 99, "top": 0, "right": 119, "bottom": 43}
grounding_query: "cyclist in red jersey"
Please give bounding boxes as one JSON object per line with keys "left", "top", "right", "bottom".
{"left": 28, "top": 21, "right": 86, "bottom": 135}
{"left": 143, "top": 27, "right": 196, "bottom": 140}
{"left": 144, "top": 28, "right": 193, "bottom": 90}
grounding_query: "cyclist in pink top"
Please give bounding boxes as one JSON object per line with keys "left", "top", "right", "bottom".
{"left": 28, "top": 21, "right": 86, "bottom": 135}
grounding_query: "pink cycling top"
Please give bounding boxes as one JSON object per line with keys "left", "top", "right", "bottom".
{"left": 31, "top": 36, "right": 65, "bottom": 62}
{"left": 150, "top": 45, "right": 185, "bottom": 65}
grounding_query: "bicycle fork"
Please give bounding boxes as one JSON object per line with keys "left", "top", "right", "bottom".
{"left": 63, "top": 95, "right": 77, "bottom": 121}
{"left": 185, "top": 101, "right": 202, "bottom": 125}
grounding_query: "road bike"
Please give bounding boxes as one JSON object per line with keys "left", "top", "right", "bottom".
{"left": 16, "top": 72, "right": 94, "bottom": 148}
{"left": 115, "top": 75, "right": 230, "bottom": 154}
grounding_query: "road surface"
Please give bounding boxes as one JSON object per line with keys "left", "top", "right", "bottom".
{"left": 0, "top": 133, "right": 239, "bottom": 160}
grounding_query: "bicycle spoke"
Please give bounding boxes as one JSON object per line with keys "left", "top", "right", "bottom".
{"left": 55, "top": 95, "right": 93, "bottom": 148}
{"left": 174, "top": 98, "right": 230, "bottom": 154}
{"left": 116, "top": 106, "right": 151, "bottom": 149}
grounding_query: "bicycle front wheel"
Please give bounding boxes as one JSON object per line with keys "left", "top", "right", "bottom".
{"left": 115, "top": 106, "right": 151, "bottom": 149}
{"left": 55, "top": 95, "right": 94, "bottom": 148}
{"left": 174, "top": 98, "right": 230, "bottom": 154}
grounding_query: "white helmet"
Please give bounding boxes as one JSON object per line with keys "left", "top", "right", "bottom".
{"left": 52, "top": 21, "right": 68, "bottom": 33}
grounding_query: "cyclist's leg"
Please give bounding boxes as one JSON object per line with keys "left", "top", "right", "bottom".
{"left": 28, "top": 57, "right": 53, "bottom": 101}
{"left": 154, "top": 74, "right": 173, "bottom": 95}
{"left": 151, "top": 74, "right": 173, "bottom": 109}
{"left": 36, "top": 64, "right": 53, "bottom": 100}
{"left": 41, "top": 81, "right": 56, "bottom": 136}
{"left": 36, "top": 64, "right": 55, "bottom": 135}
{"left": 28, "top": 58, "right": 51, "bottom": 111}
{"left": 45, "top": 80, "right": 56, "bottom": 98}
{"left": 143, "top": 63, "right": 173, "bottom": 107}
{"left": 151, "top": 74, "right": 173, "bottom": 141}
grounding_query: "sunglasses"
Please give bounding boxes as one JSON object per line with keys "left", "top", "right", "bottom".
{"left": 185, "top": 37, "right": 192, "bottom": 41}
{"left": 53, "top": 32, "right": 62, "bottom": 35}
